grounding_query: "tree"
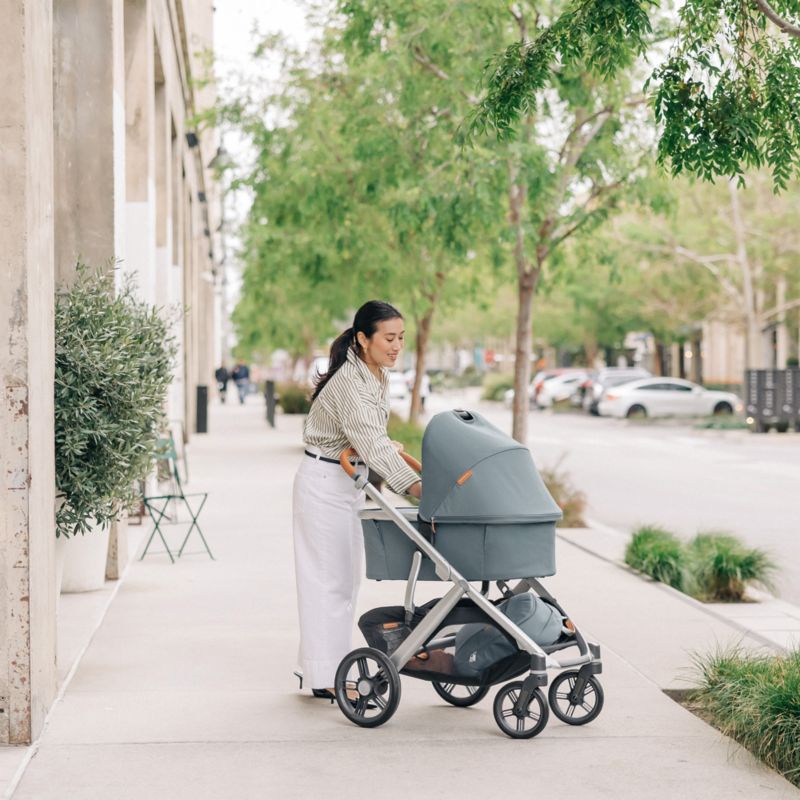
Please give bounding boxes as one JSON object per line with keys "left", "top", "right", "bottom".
{"left": 613, "top": 173, "right": 800, "bottom": 368}
{"left": 340, "top": 0, "right": 653, "bottom": 442}
{"left": 469, "top": 0, "right": 800, "bottom": 189}
{"left": 219, "top": 26, "right": 496, "bottom": 421}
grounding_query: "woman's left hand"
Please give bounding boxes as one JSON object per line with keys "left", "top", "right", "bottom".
{"left": 390, "top": 440, "right": 404, "bottom": 453}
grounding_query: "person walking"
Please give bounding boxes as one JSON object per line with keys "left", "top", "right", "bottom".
{"left": 214, "top": 364, "right": 230, "bottom": 404}
{"left": 293, "top": 300, "right": 422, "bottom": 703}
{"left": 231, "top": 360, "right": 250, "bottom": 405}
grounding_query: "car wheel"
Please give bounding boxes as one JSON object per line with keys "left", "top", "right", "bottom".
{"left": 626, "top": 404, "right": 647, "bottom": 419}
{"left": 713, "top": 402, "right": 733, "bottom": 416}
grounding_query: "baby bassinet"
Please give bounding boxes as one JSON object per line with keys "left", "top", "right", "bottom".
{"left": 360, "top": 409, "right": 562, "bottom": 581}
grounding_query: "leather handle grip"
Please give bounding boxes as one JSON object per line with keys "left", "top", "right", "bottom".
{"left": 339, "top": 447, "right": 422, "bottom": 478}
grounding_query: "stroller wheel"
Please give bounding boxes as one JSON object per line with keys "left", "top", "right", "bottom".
{"left": 548, "top": 670, "right": 604, "bottom": 726}
{"left": 432, "top": 681, "right": 490, "bottom": 708}
{"left": 334, "top": 647, "right": 401, "bottom": 728}
{"left": 493, "top": 681, "right": 549, "bottom": 739}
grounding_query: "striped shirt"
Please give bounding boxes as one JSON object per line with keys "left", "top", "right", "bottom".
{"left": 303, "top": 348, "right": 420, "bottom": 494}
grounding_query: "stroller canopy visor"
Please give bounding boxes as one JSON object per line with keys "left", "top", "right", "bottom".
{"left": 418, "top": 410, "right": 562, "bottom": 524}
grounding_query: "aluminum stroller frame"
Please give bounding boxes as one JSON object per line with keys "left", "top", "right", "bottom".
{"left": 335, "top": 447, "right": 604, "bottom": 739}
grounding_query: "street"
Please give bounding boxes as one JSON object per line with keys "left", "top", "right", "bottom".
{"left": 403, "top": 389, "right": 800, "bottom": 604}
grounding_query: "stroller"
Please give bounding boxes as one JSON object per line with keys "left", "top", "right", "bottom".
{"left": 332, "top": 409, "right": 603, "bottom": 739}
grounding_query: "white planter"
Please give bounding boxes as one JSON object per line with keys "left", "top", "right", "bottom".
{"left": 60, "top": 522, "right": 111, "bottom": 593}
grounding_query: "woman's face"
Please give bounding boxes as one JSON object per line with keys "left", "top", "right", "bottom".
{"left": 359, "top": 317, "right": 405, "bottom": 369}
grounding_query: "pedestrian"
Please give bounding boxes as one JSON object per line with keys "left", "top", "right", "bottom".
{"left": 214, "top": 364, "right": 229, "bottom": 404}
{"left": 419, "top": 370, "right": 431, "bottom": 410}
{"left": 231, "top": 360, "right": 250, "bottom": 405}
{"left": 293, "top": 300, "right": 422, "bottom": 704}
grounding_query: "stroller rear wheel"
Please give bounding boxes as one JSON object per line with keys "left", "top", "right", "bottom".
{"left": 493, "top": 681, "right": 549, "bottom": 739}
{"left": 548, "top": 669, "right": 604, "bottom": 725}
{"left": 432, "top": 681, "right": 490, "bottom": 707}
{"left": 334, "top": 647, "right": 401, "bottom": 728}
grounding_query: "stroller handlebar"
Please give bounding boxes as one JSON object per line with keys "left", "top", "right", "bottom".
{"left": 339, "top": 447, "right": 421, "bottom": 478}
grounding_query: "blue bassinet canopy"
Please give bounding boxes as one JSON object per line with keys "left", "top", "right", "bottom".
{"left": 418, "top": 410, "right": 562, "bottom": 525}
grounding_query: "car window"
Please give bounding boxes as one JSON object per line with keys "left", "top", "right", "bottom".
{"left": 636, "top": 383, "right": 667, "bottom": 391}
{"left": 666, "top": 383, "right": 693, "bottom": 392}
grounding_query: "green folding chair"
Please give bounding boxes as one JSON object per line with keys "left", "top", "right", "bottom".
{"left": 142, "top": 434, "right": 213, "bottom": 562}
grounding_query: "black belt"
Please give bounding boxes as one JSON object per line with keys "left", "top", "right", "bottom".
{"left": 305, "top": 450, "right": 365, "bottom": 466}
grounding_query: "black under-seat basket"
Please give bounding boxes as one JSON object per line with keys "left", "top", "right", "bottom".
{"left": 358, "top": 597, "right": 575, "bottom": 688}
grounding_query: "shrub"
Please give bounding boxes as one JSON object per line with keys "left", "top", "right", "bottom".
{"left": 55, "top": 265, "right": 177, "bottom": 537}
{"left": 540, "top": 462, "right": 587, "bottom": 528}
{"left": 278, "top": 383, "right": 311, "bottom": 414}
{"left": 686, "top": 532, "right": 776, "bottom": 601}
{"left": 689, "top": 647, "right": 800, "bottom": 787}
{"left": 624, "top": 525, "right": 685, "bottom": 590}
{"left": 387, "top": 413, "right": 423, "bottom": 462}
{"left": 481, "top": 373, "right": 514, "bottom": 401}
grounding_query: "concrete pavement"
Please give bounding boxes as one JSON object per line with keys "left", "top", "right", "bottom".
{"left": 6, "top": 399, "right": 800, "bottom": 798}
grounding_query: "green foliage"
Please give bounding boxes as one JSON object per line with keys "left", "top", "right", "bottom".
{"left": 277, "top": 383, "right": 312, "bottom": 415}
{"left": 689, "top": 647, "right": 800, "bottom": 786}
{"left": 626, "top": 525, "right": 777, "bottom": 601}
{"left": 686, "top": 532, "right": 776, "bottom": 601}
{"left": 55, "top": 265, "right": 177, "bottom": 537}
{"left": 539, "top": 463, "right": 587, "bottom": 528}
{"left": 472, "top": 0, "right": 800, "bottom": 189}
{"left": 466, "top": 0, "right": 655, "bottom": 139}
{"left": 481, "top": 372, "right": 514, "bottom": 401}
{"left": 387, "top": 413, "right": 423, "bottom": 462}
{"left": 625, "top": 525, "right": 686, "bottom": 589}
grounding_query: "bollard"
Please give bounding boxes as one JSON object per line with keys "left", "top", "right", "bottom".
{"left": 196, "top": 385, "right": 208, "bottom": 433}
{"left": 265, "top": 380, "right": 277, "bottom": 428}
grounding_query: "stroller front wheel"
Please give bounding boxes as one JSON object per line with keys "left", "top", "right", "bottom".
{"left": 432, "top": 681, "right": 490, "bottom": 707}
{"left": 334, "top": 647, "right": 401, "bottom": 728}
{"left": 547, "top": 670, "right": 604, "bottom": 725}
{"left": 493, "top": 681, "right": 549, "bottom": 739}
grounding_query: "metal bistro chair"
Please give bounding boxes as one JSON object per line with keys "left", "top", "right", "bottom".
{"left": 142, "top": 434, "right": 213, "bottom": 563}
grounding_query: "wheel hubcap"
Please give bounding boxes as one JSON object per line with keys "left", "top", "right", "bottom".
{"left": 357, "top": 678, "right": 373, "bottom": 696}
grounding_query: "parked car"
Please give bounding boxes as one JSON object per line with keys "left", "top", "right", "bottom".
{"left": 503, "top": 368, "right": 586, "bottom": 409}
{"left": 597, "top": 377, "right": 743, "bottom": 419}
{"left": 583, "top": 367, "right": 652, "bottom": 415}
{"left": 536, "top": 371, "right": 589, "bottom": 408}
{"left": 388, "top": 371, "right": 408, "bottom": 400}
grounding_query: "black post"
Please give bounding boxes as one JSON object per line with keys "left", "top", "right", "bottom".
{"left": 196, "top": 385, "right": 208, "bottom": 433}
{"left": 265, "top": 380, "right": 277, "bottom": 428}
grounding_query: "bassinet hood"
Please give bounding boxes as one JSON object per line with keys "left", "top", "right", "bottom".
{"left": 418, "top": 409, "right": 562, "bottom": 523}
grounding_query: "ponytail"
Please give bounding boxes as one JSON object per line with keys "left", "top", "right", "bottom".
{"left": 310, "top": 327, "right": 354, "bottom": 401}
{"left": 310, "top": 300, "right": 403, "bottom": 403}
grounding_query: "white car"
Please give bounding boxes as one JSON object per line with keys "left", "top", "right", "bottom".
{"left": 388, "top": 371, "right": 408, "bottom": 400}
{"left": 597, "top": 377, "right": 743, "bottom": 419}
{"left": 536, "top": 371, "right": 589, "bottom": 409}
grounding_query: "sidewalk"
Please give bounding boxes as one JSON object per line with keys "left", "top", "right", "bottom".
{"left": 6, "top": 401, "right": 800, "bottom": 799}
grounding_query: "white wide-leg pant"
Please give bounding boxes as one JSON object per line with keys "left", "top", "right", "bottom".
{"left": 292, "top": 454, "right": 365, "bottom": 689}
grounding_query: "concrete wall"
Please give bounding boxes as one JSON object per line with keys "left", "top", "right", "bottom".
{"left": 0, "top": 0, "right": 218, "bottom": 745}
{"left": 0, "top": 1, "right": 58, "bottom": 744}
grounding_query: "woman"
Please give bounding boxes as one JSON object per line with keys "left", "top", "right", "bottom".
{"left": 293, "top": 300, "right": 422, "bottom": 702}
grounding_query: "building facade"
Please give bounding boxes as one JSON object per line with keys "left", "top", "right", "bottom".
{"left": 1, "top": 0, "right": 219, "bottom": 745}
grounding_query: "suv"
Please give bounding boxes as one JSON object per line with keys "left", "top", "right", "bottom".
{"left": 584, "top": 367, "right": 652, "bottom": 415}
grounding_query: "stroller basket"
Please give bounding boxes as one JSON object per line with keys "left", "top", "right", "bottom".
{"left": 361, "top": 508, "right": 557, "bottom": 581}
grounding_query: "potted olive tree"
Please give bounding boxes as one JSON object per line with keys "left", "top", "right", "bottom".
{"left": 55, "top": 264, "right": 177, "bottom": 592}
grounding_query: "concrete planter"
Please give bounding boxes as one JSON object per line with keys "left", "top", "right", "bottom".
{"left": 59, "top": 522, "right": 111, "bottom": 593}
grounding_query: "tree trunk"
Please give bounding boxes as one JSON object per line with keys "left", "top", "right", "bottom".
{"left": 728, "top": 180, "right": 763, "bottom": 368}
{"left": 512, "top": 271, "right": 538, "bottom": 443}
{"left": 409, "top": 308, "right": 434, "bottom": 424}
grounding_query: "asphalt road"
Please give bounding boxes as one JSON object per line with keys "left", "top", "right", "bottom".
{"left": 399, "top": 388, "right": 800, "bottom": 605}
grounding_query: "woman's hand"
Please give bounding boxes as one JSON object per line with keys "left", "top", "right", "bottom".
{"left": 407, "top": 481, "right": 422, "bottom": 499}
{"left": 390, "top": 440, "right": 404, "bottom": 453}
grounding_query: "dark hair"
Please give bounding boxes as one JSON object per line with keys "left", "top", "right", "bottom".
{"left": 311, "top": 300, "right": 403, "bottom": 401}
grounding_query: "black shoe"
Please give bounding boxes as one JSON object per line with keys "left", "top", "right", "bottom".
{"left": 311, "top": 687, "right": 377, "bottom": 709}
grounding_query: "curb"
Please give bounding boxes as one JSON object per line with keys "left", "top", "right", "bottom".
{"left": 558, "top": 518, "right": 790, "bottom": 654}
